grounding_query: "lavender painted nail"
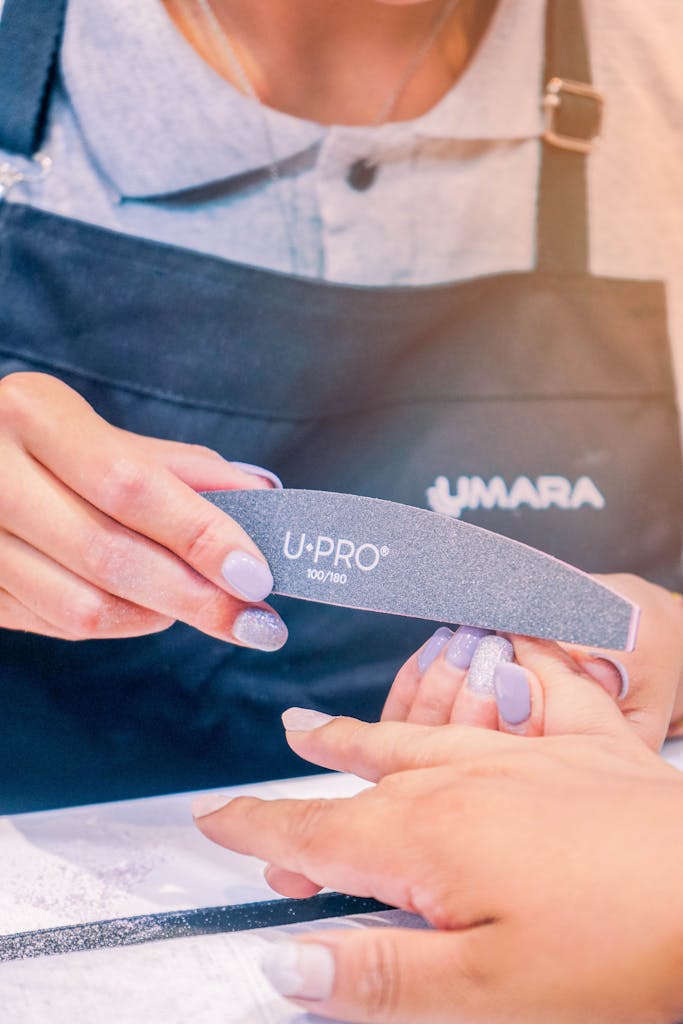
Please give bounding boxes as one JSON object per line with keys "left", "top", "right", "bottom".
{"left": 221, "top": 550, "right": 273, "bottom": 601}
{"left": 417, "top": 627, "right": 453, "bottom": 673}
{"left": 232, "top": 462, "right": 284, "bottom": 489}
{"left": 233, "top": 607, "right": 288, "bottom": 651}
{"left": 466, "top": 636, "right": 514, "bottom": 697}
{"left": 445, "top": 625, "right": 491, "bottom": 670}
{"left": 494, "top": 662, "right": 531, "bottom": 725}
{"left": 586, "top": 653, "right": 630, "bottom": 700}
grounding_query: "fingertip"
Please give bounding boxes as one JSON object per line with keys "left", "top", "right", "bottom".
{"left": 506, "top": 635, "right": 628, "bottom": 738}
{"left": 191, "top": 792, "right": 232, "bottom": 820}
{"left": 261, "top": 939, "right": 336, "bottom": 1002}
{"left": 417, "top": 627, "right": 453, "bottom": 673}
{"left": 281, "top": 707, "right": 335, "bottom": 732}
{"left": 264, "top": 863, "right": 323, "bottom": 899}
{"left": 466, "top": 635, "right": 514, "bottom": 698}
{"left": 231, "top": 606, "right": 288, "bottom": 651}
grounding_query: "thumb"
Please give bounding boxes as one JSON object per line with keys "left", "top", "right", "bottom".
{"left": 509, "top": 636, "right": 633, "bottom": 741}
{"left": 260, "top": 926, "right": 493, "bottom": 1023}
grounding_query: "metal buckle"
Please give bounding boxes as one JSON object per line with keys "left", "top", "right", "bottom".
{"left": 542, "top": 77, "right": 604, "bottom": 154}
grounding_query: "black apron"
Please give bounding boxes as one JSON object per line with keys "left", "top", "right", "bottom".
{"left": 0, "top": 0, "right": 680, "bottom": 812}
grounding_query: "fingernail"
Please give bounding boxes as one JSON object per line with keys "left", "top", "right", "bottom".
{"left": 467, "top": 636, "right": 514, "bottom": 697}
{"left": 221, "top": 550, "right": 274, "bottom": 601}
{"left": 191, "top": 792, "right": 231, "bottom": 819}
{"left": 493, "top": 662, "right": 531, "bottom": 725}
{"left": 233, "top": 608, "right": 288, "bottom": 651}
{"left": 232, "top": 462, "right": 284, "bottom": 490}
{"left": 282, "top": 707, "right": 334, "bottom": 731}
{"left": 445, "top": 625, "right": 491, "bottom": 670}
{"left": 585, "top": 653, "right": 629, "bottom": 700}
{"left": 417, "top": 626, "right": 453, "bottom": 673}
{"left": 261, "top": 941, "right": 335, "bottom": 1001}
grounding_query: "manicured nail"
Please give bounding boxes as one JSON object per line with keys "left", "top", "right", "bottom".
{"left": 232, "top": 462, "right": 284, "bottom": 490}
{"left": 233, "top": 607, "right": 288, "bottom": 651}
{"left": 445, "top": 625, "right": 491, "bottom": 670}
{"left": 467, "top": 636, "right": 514, "bottom": 697}
{"left": 221, "top": 550, "right": 274, "bottom": 601}
{"left": 261, "top": 941, "right": 335, "bottom": 1001}
{"left": 282, "top": 708, "right": 334, "bottom": 731}
{"left": 191, "top": 792, "right": 231, "bottom": 819}
{"left": 585, "top": 653, "right": 629, "bottom": 700}
{"left": 493, "top": 662, "right": 531, "bottom": 725}
{"left": 417, "top": 627, "right": 453, "bottom": 673}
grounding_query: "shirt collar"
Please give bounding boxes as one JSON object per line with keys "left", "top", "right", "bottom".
{"left": 61, "top": 0, "right": 544, "bottom": 201}
{"left": 61, "top": 0, "right": 326, "bottom": 199}
{"left": 413, "top": 0, "right": 545, "bottom": 140}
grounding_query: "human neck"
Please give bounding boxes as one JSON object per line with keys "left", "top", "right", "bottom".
{"left": 163, "top": 0, "right": 498, "bottom": 125}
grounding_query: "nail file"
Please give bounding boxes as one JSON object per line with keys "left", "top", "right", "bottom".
{"left": 204, "top": 489, "right": 639, "bottom": 651}
{"left": 0, "top": 894, "right": 391, "bottom": 962}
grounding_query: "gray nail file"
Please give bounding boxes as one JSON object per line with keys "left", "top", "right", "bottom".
{"left": 204, "top": 489, "right": 639, "bottom": 651}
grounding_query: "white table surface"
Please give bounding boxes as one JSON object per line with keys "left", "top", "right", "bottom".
{"left": 0, "top": 770, "right": 431, "bottom": 1023}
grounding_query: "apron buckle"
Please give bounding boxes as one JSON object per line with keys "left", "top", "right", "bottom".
{"left": 0, "top": 152, "right": 52, "bottom": 199}
{"left": 542, "top": 77, "right": 604, "bottom": 155}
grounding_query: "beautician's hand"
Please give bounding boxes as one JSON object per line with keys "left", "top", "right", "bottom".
{"left": 0, "top": 372, "right": 287, "bottom": 648}
{"left": 382, "top": 573, "right": 683, "bottom": 750}
{"left": 194, "top": 640, "right": 683, "bottom": 1024}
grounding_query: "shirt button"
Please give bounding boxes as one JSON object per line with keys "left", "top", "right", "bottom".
{"left": 346, "top": 158, "right": 378, "bottom": 191}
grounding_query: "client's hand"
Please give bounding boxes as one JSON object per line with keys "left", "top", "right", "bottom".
{"left": 193, "top": 639, "right": 683, "bottom": 1023}
{"left": 382, "top": 573, "right": 683, "bottom": 750}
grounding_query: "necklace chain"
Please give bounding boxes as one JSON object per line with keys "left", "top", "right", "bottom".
{"left": 191, "top": 0, "right": 460, "bottom": 273}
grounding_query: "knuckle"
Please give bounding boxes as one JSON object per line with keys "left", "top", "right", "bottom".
{"left": 189, "top": 443, "right": 222, "bottom": 461}
{"left": 292, "top": 799, "right": 330, "bottom": 860}
{"left": 191, "top": 588, "right": 234, "bottom": 636}
{"left": 403, "top": 731, "right": 445, "bottom": 769}
{"left": 97, "top": 456, "right": 150, "bottom": 515}
{"left": 409, "top": 883, "right": 451, "bottom": 929}
{"left": 180, "top": 513, "right": 226, "bottom": 566}
{"left": 345, "top": 720, "right": 377, "bottom": 762}
{"left": 63, "top": 592, "right": 110, "bottom": 639}
{"left": 356, "top": 935, "right": 401, "bottom": 1018}
{"left": 375, "top": 770, "right": 409, "bottom": 798}
{"left": 0, "top": 372, "right": 44, "bottom": 430}
{"left": 81, "top": 530, "right": 133, "bottom": 589}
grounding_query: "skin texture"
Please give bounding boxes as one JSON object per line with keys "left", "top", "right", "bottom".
{"left": 195, "top": 638, "right": 683, "bottom": 1024}
{"left": 383, "top": 574, "right": 683, "bottom": 750}
{"left": 0, "top": 372, "right": 283, "bottom": 644}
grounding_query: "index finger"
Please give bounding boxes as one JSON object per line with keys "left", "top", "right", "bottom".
{"left": 282, "top": 711, "right": 516, "bottom": 781}
{"left": 193, "top": 791, "right": 406, "bottom": 908}
{"left": 14, "top": 378, "right": 274, "bottom": 601}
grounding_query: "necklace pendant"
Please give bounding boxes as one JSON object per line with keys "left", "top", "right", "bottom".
{"left": 347, "top": 158, "right": 378, "bottom": 192}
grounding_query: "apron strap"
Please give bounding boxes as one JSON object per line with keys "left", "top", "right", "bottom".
{"left": 537, "top": 0, "right": 602, "bottom": 274}
{"left": 0, "top": 0, "right": 68, "bottom": 157}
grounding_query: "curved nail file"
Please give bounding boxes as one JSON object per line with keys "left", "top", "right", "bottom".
{"left": 204, "top": 490, "right": 639, "bottom": 651}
